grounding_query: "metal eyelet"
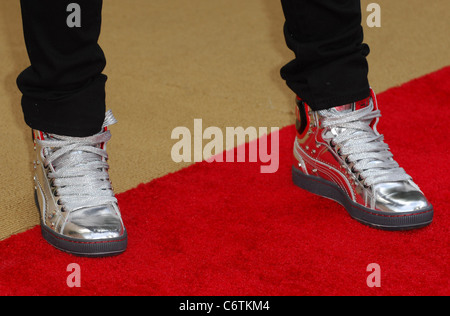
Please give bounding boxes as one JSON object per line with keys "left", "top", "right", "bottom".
{"left": 48, "top": 211, "right": 56, "bottom": 220}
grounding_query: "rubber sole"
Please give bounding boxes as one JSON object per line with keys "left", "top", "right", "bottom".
{"left": 35, "top": 191, "right": 128, "bottom": 257}
{"left": 292, "top": 166, "right": 433, "bottom": 231}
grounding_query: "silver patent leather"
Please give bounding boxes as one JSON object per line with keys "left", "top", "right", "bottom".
{"left": 33, "top": 111, "right": 125, "bottom": 240}
{"left": 293, "top": 90, "right": 430, "bottom": 214}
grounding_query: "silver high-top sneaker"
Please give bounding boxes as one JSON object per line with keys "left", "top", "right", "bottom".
{"left": 33, "top": 110, "right": 127, "bottom": 256}
{"left": 292, "top": 90, "right": 433, "bottom": 230}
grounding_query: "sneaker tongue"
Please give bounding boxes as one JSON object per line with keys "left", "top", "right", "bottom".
{"left": 320, "top": 96, "right": 374, "bottom": 139}
{"left": 333, "top": 103, "right": 353, "bottom": 113}
{"left": 331, "top": 96, "right": 372, "bottom": 114}
{"left": 354, "top": 96, "right": 371, "bottom": 111}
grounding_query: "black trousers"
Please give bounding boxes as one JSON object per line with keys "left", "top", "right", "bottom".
{"left": 18, "top": 0, "right": 370, "bottom": 137}
{"left": 18, "top": 0, "right": 106, "bottom": 137}
{"left": 280, "top": 0, "right": 371, "bottom": 110}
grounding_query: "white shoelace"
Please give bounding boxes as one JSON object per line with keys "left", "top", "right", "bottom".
{"left": 319, "top": 102, "right": 411, "bottom": 187}
{"left": 37, "top": 111, "right": 118, "bottom": 211}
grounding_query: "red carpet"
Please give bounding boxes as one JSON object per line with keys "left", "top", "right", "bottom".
{"left": 1, "top": 67, "right": 449, "bottom": 296}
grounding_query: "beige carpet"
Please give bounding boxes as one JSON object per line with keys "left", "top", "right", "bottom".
{"left": 0, "top": 0, "right": 449, "bottom": 240}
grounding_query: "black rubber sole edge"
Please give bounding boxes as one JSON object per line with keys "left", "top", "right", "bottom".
{"left": 35, "top": 191, "right": 128, "bottom": 257}
{"left": 292, "top": 166, "right": 433, "bottom": 231}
